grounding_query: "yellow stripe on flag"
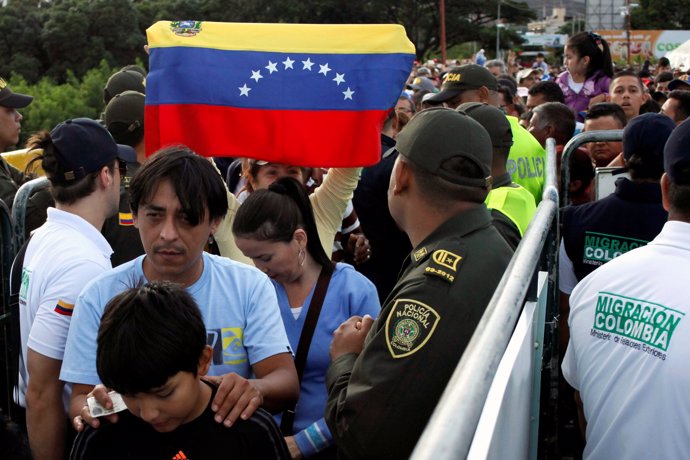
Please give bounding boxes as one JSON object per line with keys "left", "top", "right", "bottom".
{"left": 147, "top": 21, "right": 414, "bottom": 55}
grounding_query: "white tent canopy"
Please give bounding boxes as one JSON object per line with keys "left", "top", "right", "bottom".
{"left": 666, "top": 38, "right": 690, "bottom": 69}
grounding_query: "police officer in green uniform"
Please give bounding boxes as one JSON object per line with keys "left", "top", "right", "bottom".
{"left": 425, "top": 64, "right": 546, "bottom": 204}
{"left": 325, "top": 107, "right": 514, "bottom": 459}
{"left": 459, "top": 102, "right": 537, "bottom": 250}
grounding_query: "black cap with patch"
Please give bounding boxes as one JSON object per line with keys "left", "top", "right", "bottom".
{"left": 395, "top": 107, "right": 492, "bottom": 188}
{"left": 427, "top": 65, "right": 499, "bottom": 103}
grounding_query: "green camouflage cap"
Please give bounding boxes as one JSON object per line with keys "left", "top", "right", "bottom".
{"left": 104, "top": 69, "right": 146, "bottom": 103}
{"left": 457, "top": 102, "right": 513, "bottom": 148}
{"left": 395, "top": 107, "right": 493, "bottom": 188}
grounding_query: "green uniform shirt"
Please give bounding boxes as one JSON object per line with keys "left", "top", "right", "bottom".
{"left": 325, "top": 206, "right": 514, "bottom": 459}
{"left": 486, "top": 173, "right": 537, "bottom": 237}
{"left": 506, "top": 116, "right": 545, "bottom": 205}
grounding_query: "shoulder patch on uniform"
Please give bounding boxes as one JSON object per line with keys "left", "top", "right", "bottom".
{"left": 424, "top": 249, "right": 463, "bottom": 283}
{"left": 385, "top": 298, "right": 441, "bottom": 359}
{"left": 413, "top": 247, "right": 428, "bottom": 262}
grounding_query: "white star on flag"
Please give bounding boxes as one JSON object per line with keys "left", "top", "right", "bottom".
{"left": 265, "top": 61, "right": 278, "bottom": 74}
{"left": 250, "top": 70, "right": 263, "bottom": 82}
{"left": 318, "top": 63, "right": 331, "bottom": 76}
{"left": 343, "top": 87, "right": 355, "bottom": 100}
{"left": 302, "top": 58, "right": 314, "bottom": 71}
{"left": 333, "top": 73, "right": 346, "bottom": 86}
{"left": 239, "top": 84, "right": 251, "bottom": 96}
{"left": 283, "top": 57, "right": 295, "bottom": 69}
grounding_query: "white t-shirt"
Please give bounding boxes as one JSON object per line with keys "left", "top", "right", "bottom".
{"left": 567, "top": 74, "right": 585, "bottom": 94}
{"left": 16, "top": 208, "right": 113, "bottom": 408}
{"left": 61, "top": 252, "right": 290, "bottom": 386}
{"left": 562, "top": 221, "right": 690, "bottom": 459}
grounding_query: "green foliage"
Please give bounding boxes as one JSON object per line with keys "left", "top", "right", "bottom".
{"left": 8, "top": 61, "right": 117, "bottom": 148}
{"left": 631, "top": 0, "right": 690, "bottom": 29}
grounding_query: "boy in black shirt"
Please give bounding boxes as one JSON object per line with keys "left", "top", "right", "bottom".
{"left": 70, "top": 282, "right": 289, "bottom": 459}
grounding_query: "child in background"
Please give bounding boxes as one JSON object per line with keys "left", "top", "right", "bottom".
{"left": 557, "top": 32, "right": 614, "bottom": 121}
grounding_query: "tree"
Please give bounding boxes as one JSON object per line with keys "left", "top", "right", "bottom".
{"left": 41, "top": 0, "right": 145, "bottom": 81}
{"left": 0, "top": 0, "right": 47, "bottom": 83}
{"left": 630, "top": 0, "right": 690, "bottom": 29}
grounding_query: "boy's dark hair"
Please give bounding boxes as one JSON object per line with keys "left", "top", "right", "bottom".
{"left": 25, "top": 132, "right": 113, "bottom": 205}
{"left": 611, "top": 69, "right": 645, "bottom": 92}
{"left": 233, "top": 176, "right": 333, "bottom": 271}
{"left": 97, "top": 281, "right": 207, "bottom": 395}
{"left": 528, "top": 81, "right": 565, "bottom": 103}
{"left": 129, "top": 146, "right": 228, "bottom": 226}
{"left": 567, "top": 32, "right": 614, "bottom": 78}
{"left": 585, "top": 102, "right": 628, "bottom": 128}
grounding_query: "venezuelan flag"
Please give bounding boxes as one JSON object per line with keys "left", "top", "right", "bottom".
{"left": 145, "top": 21, "right": 415, "bottom": 167}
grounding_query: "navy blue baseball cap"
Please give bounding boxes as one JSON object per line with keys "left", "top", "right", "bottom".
{"left": 50, "top": 118, "right": 135, "bottom": 182}
{"left": 664, "top": 120, "right": 690, "bottom": 185}
{"left": 623, "top": 113, "right": 675, "bottom": 166}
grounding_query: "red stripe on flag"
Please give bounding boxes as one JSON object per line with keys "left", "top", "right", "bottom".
{"left": 145, "top": 105, "right": 387, "bottom": 167}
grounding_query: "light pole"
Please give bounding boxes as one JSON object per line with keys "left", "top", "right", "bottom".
{"left": 621, "top": 1, "right": 639, "bottom": 67}
{"left": 440, "top": 0, "right": 447, "bottom": 66}
{"left": 496, "top": 0, "right": 501, "bottom": 59}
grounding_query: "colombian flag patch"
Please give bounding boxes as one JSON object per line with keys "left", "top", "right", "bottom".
{"left": 119, "top": 212, "right": 134, "bottom": 226}
{"left": 54, "top": 300, "right": 74, "bottom": 316}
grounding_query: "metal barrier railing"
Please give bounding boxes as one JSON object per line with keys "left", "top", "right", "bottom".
{"left": 560, "top": 129, "right": 624, "bottom": 206}
{"left": 0, "top": 198, "right": 16, "bottom": 415}
{"left": 410, "top": 138, "right": 560, "bottom": 460}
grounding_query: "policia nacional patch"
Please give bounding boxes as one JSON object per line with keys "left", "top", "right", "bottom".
{"left": 385, "top": 299, "right": 441, "bottom": 358}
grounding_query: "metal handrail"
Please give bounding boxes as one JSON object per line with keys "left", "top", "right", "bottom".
{"left": 0, "top": 198, "right": 15, "bottom": 415}
{"left": 560, "top": 129, "right": 624, "bottom": 206}
{"left": 410, "top": 138, "right": 560, "bottom": 460}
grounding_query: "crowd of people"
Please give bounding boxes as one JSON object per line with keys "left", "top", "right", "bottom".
{"left": 2, "top": 28, "right": 690, "bottom": 459}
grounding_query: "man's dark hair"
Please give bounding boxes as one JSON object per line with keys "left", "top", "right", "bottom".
{"left": 232, "top": 176, "right": 333, "bottom": 272}
{"left": 129, "top": 146, "right": 228, "bottom": 225}
{"left": 611, "top": 69, "right": 645, "bottom": 92}
{"left": 536, "top": 52, "right": 545, "bottom": 59}
{"left": 25, "top": 132, "right": 113, "bottom": 205}
{"left": 403, "top": 156, "right": 489, "bottom": 206}
{"left": 657, "top": 71, "right": 674, "bottom": 84}
{"left": 639, "top": 99, "right": 661, "bottom": 115}
{"left": 668, "top": 90, "right": 690, "bottom": 122}
{"left": 668, "top": 163, "right": 690, "bottom": 218}
{"left": 658, "top": 57, "right": 670, "bottom": 67}
{"left": 528, "top": 81, "right": 565, "bottom": 103}
{"left": 97, "top": 281, "right": 207, "bottom": 395}
{"left": 533, "top": 102, "right": 575, "bottom": 145}
{"left": 585, "top": 102, "right": 628, "bottom": 127}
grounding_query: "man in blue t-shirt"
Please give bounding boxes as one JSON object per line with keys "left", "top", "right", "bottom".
{"left": 61, "top": 147, "right": 298, "bottom": 434}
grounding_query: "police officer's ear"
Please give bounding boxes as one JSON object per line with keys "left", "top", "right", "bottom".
{"left": 391, "top": 157, "right": 412, "bottom": 195}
